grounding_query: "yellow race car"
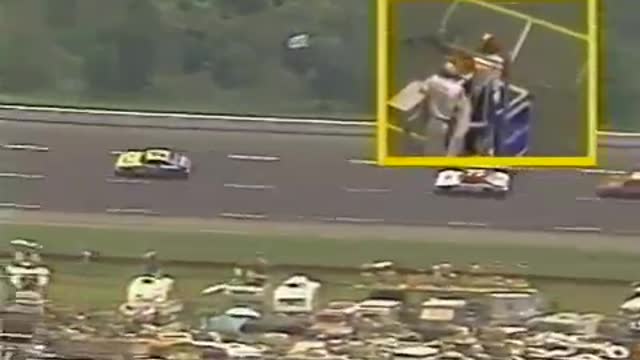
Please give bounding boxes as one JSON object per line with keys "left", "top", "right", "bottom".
{"left": 114, "top": 148, "right": 192, "bottom": 179}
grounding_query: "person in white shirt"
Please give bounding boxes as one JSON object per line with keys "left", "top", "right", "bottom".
{"left": 420, "top": 59, "right": 474, "bottom": 157}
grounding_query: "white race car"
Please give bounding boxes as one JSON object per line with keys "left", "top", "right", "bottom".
{"left": 434, "top": 168, "right": 512, "bottom": 197}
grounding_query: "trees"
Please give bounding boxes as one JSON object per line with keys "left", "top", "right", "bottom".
{"left": 0, "top": 0, "right": 636, "bottom": 129}
{"left": 113, "top": 0, "right": 162, "bottom": 92}
{"left": 604, "top": 0, "right": 640, "bottom": 131}
{"left": 210, "top": 42, "right": 262, "bottom": 89}
{"left": 0, "top": 0, "right": 374, "bottom": 116}
{"left": 0, "top": 0, "right": 58, "bottom": 92}
{"left": 45, "top": 0, "right": 78, "bottom": 28}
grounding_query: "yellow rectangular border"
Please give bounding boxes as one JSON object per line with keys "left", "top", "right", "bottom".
{"left": 376, "top": 0, "right": 600, "bottom": 168}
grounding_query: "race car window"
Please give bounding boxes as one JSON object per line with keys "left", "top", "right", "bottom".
{"left": 145, "top": 159, "right": 169, "bottom": 166}
{"left": 122, "top": 153, "right": 139, "bottom": 163}
{"left": 144, "top": 150, "right": 172, "bottom": 162}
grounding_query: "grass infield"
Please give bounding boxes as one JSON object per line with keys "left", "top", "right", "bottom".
{"left": 0, "top": 223, "right": 636, "bottom": 313}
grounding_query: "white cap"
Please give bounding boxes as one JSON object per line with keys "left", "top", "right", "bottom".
{"left": 482, "top": 33, "right": 494, "bottom": 42}
{"left": 443, "top": 61, "right": 458, "bottom": 75}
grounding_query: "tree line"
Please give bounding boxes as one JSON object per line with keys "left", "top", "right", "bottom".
{"left": 0, "top": 0, "right": 636, "bottom": 130}
{"left": 0, "top": 0, "right": 374, "bottom": 117}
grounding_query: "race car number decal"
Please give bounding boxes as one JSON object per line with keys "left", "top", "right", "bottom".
{"left": 466, "top": 170, "right": 486, "bottom": 177}
{"left": 436, "top": 171, "right": 461, "bottom": 186}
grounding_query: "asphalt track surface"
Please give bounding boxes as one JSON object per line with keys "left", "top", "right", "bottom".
{"left": 1, "top": 120, "right": 640, "bottom": 234}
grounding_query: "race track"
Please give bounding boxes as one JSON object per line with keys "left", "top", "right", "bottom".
{"left": 1, "top": 120, "right": 639, "bottom": 234}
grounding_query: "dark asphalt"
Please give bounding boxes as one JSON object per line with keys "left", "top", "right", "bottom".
{"left": 1, "top": 121, "right": 639, "bottom": 234}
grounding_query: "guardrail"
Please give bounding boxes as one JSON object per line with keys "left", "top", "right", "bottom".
{"left": 0, "top": 104, "right": 638, "bottom": 146}
{"left": 0, "top": 104, "right": 371, "bottom": 126}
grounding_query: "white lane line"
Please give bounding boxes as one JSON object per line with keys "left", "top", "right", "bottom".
{"left": 348, "top": 159, "right": 376, "bottom": 165}
{"left": 0, "top": 173, "right": 44, "bottom": 179}
{"left": 497, "top": 168, "right": 626, "bottom": 175}
{"left": 343, "top": 187, "right": 390, "bottom": 193}
{"left": 197, "top": 229, "right": 253, "bottom": 235}
{"left": 577, "top": 196, "right": 640, "bottom": 204}
{"left": 227, "top": 154, "right": 280, "bottom": 162}
{"left": 552, "top": 226, "right": 602, "bottom": 233}
{"left": 0, "top": 216, "right": 259, "bottom": 235}
{"left": 324, "top": 216, "right": 385, "bottom": 224}
{"left": 579, "top": 169, "right": 626, "bottom": 175}
{"left": 447, "top": 221, "right": 488, "bottom": 228}
{"left": 1, "top": 144, "right": 49, "bottom": 152}
{"left": 576, "top": 196, "right": 600, "bottom": 202}
{"left": 105, "top": 208, "right": 156, "bottom": 215}
{"left": 0, "top": 203, "right": 41, "bottom": 210}
{"left": 219, "top": 212, "right": 267, "bottom": 220}
{"left": 223, "top": 183, "right": 275, "bottom": 190}
{"left": 106, "top": 178, "right": 151, "bottom": 185}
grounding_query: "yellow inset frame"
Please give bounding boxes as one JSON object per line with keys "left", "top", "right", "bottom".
{"left": 376, "top": 0, "right": 600, "bottom": 168}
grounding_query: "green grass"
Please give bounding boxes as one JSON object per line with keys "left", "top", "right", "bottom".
{"left": 0, "top": 89, "right": 369, "bottom": 121}
{"left": 0, "top": 223, "right": 638, "bottom": 313}
{"left": 47, "top": 261, "right": 231, "bottom": 312}
{"left": 44, "top": 260, "right": 631, "bottom": 315}
{"left": 46, "top": 261, "right": 371, "bottom": 313}
{"left": 3, "top": 224, "right": 640, "bottom": 281}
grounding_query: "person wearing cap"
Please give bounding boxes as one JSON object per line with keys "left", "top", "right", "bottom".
{"left": 473, "top": 33, "right": 508, "bottom": 91}
{"left": 252, "top": 251, "right": 269, "bottom": 274}
{"left": 420, "top": 56, "right": 474, "bottom": 157}
{"left": 143, "top": 250, "right": 160, "bottom": 276}
{"left": 464, "top": 33, "right": 509, "bottom": 156}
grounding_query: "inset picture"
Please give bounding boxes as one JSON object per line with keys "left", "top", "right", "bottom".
{"left": 376, "top": 0, "right": 600, "bottom": 168}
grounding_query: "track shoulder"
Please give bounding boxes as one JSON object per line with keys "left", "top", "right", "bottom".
{"left": 3, "top": 211, "right": 640, "bottom": 254}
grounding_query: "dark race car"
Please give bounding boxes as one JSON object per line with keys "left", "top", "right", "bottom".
{"left": 596, "top": 171, "right": 640, "bottom": 199}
